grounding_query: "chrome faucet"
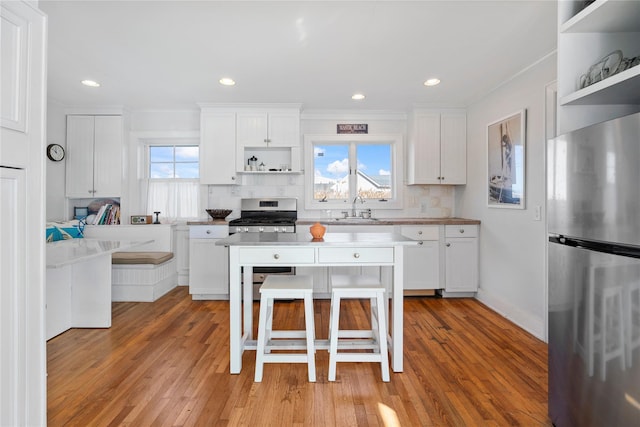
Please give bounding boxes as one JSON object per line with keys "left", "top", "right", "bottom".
{"left": 351, "top": 195, "right": 365, "bottom": 217}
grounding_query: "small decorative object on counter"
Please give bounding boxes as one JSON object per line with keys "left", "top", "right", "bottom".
{"left": 310, "top": 222, "right": 326, "bottom": 239}
{"left": 258, "top": 162, "right": 266, "bottom": 171}
{"left": 206, "top": 209, "right": 233, "bottom": 220}
{"left": 153, "top": 211, "right": 161, "bottom": 224}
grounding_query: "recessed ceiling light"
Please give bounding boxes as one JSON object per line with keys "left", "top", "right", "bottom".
{"left": 81, "top": 80, "right": 100, "bottom": 87}
{"left": 424, "top": 78, "right": 441, "bottom": 87}
{"left": 219, "top": 77, "right": 236, "bottom": 86}
{"left": 352, "top": 93, "right": 365, "bottom": 100}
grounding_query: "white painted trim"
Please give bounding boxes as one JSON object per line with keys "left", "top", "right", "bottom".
{"left": 476, "top": 288, "right": 545, "bottom": 341}
{"left": 301, "top": 110, "right": 407, "bottom": 121}
{"left": 197, "top": 102, "right": 302, "bottom": 110}
{"left": 467, "top": 50, "right": 558, "bottom": 107}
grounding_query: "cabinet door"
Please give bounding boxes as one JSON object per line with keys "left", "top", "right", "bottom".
{"left": 440, "top": 112, "right": 467, "bottom": 184}
{"left": 445, "top": 237, "right": 478, "bottom": 292}
{"left": 200, "top": 112, "right": 237, "bottom": 184}
{"left": 236, "top": 112, "right": 268, "bottom": 147}
{"left": 267, "top": 111, "right": 300, "bottom": 147}
{"left": 404, "top": 241, "right": 440, "bottom": 290}
{"left": 400, "top": 226, "right": 440, "bottom": 290}
{"left": 175, "top": 227, "right": 190, "bottom": 285}
{"left": 188, "top": 239, "right": 228, "bottom": 297}
{"left": 407, "top": 112, "right": 440, "bottom": 184}
{"left": 65, "top": 115, "right": 95, "bottom": 197}
{"left": 92, "top": 116, "right": 122, "bottom": 197}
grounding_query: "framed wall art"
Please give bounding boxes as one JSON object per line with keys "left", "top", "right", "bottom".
{"left": 487, "top": 109, "right": 526, "bottom": 209}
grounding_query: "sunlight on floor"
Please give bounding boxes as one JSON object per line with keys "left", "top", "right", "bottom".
{"left": 378, "top": 402, "right": 401, "bottom": 427}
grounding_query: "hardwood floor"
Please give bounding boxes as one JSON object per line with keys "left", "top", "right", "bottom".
{"left": 47, "top": 286, "right": 551, "bottom": 426}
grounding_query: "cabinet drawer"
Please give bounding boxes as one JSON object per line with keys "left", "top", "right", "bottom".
{"left": 189, "top": 225, "right": 228, "bottom": 239}
{"left": 445, "top": 225, "right": 478, "bottom": 238}
{"left": 318, "top": 247, "right": 393, "bottom": 264}
{"left": 400, "top": 225, "right": 439, "bottom": 241}
{"left": 238, "top": 247, "right": 315, "bottom": 264}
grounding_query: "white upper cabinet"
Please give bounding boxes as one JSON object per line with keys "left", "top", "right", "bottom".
{"left": 236, "top": 109, "right": 300, "bottom": 148}
{"left": 200, "top": 111, "right": 237, "bottom": 185}
{"left": 66, "top": 115, "right": 122, "bottom": 198}
{"left": 557, "top": 0, "right": 640, "bottom": 133}
{"left": 407, "top": 110, "right": 466, "bottom": 185}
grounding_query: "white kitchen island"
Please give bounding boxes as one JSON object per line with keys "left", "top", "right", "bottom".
{"left": 216, "top": 232, "right": 416, "bottom": 374}
{"left": 46, "top": 238, "right": 151, "bottom": 340}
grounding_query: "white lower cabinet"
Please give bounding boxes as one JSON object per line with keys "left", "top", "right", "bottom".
{"left": 174, "top": 226, "right": 189, "bottom": 286}
{"left": 400, "top": 225, "right": 440, "bottom": 293}
{"left": 189, "top": 225, "right": 229, "bottom": 299}
{"left": 443, "top": 225, "right": 479, "bottom": 295}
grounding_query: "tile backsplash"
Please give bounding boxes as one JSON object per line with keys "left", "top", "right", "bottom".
{"left": 205, "top": 174, "right": 454, "bottom": 220}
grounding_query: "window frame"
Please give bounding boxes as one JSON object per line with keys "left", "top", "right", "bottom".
{"left": 142, "top": 138, "right": 204, "bottom": 221}
{"left": 304, "top": 133, "right": 403, "bottom": 211}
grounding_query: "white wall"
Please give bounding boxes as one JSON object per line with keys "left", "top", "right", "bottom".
{"left": 46, "top": 100, "right": 67, "bottom": 221}
{"left": 456, "top": 53, "right": 557, "bottom": 340}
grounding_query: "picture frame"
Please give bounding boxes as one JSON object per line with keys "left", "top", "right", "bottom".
{"left": 487, "top": 109, "right": 526, "bottom": 209}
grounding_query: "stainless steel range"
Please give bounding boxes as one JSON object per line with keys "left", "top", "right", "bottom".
{"left": 228, "top": 198, "right": 297, "bottom": 234}
{"left": 228, "top": 198, "right": 298, "bottom": 294}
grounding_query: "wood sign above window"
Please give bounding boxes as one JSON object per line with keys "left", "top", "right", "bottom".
{"left": 337, "top": 124, "right": 368, "bottom": 134}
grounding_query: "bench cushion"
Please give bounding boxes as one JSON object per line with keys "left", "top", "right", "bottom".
{"left": 112, "top": 251, "right": 173, "bottom": 265}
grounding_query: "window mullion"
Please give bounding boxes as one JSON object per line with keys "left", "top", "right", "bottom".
{"left": 349, "top": 142, "right": 358, "bottom": 199}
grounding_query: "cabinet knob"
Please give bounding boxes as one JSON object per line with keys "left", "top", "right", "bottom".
{"left": 206, "top": 230, "right": 211, "bottom": 234}
{"left": 418, "top": 230, "right": 423, "bottom": 235}
{"left": 446, "top": 243, "right": 451, "bottom": 247}
{"left": 459, "top": 229, "right": 465, "bottom": 234}
{"left": 273, "top": 254, "right": 280, "bottom": 259}
{"left": 441, "top": 176, "right": 444, "bottom": 180}
{"left": 231, "top": 176, "right": 236, "bottom": 180}
{"left": 353, "top": 253, "right": 360, "bottom": 259}
{"left": 418, "top": 241, "right": 424, "bottom": 245}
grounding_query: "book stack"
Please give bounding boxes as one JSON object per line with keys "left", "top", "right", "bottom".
{"left": 92, "top": 204, "right": 121, "bottom": 225}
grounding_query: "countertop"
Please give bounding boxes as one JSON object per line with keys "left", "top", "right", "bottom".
{"left": 296, "top": 217, "right": 480, "bottom": 226}
{"left": 187, "top": 220, "right": 229, "bottom": 225}
{"left": 46, "top": 238, "right": 153, "bottom": 268}
{"left": 216, "top": 232, "right": 417, "bottom": 246}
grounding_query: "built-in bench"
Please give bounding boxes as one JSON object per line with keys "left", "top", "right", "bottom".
{"left": 111, "top": 251, "right": 177, "bottom": 302}
{"left": 84, "top": 224, "right": 178, "bottom": 302}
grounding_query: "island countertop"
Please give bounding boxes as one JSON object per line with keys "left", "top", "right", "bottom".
{"left": 296, "top": 217, "right": 480, "bottom": 226}
{"left": 216, "top": 232, "right": 417, "bottom": 247}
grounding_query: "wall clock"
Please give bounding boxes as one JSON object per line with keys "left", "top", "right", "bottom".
{"left": 46, "top": 143, "right": 65, "bottom": 161}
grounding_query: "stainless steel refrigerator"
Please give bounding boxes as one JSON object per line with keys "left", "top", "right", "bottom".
{"left": 548, "top": 111, "right": 640, "bottom": 426}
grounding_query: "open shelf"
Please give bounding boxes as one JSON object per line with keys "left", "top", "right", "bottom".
{"left": 560, "top": 65, "right": 640, "bottom": 105}
{"left": 561, "top": 0, "right": 640, "bottom": 33}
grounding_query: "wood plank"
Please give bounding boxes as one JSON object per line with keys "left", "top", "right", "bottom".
{"left": 47, "top": 287, "right": 551, "bottom": 426}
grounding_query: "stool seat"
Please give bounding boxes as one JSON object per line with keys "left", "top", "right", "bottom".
{"left": 328, "top": 274, "right": 390, "bottom": 382}
{"left": 255, "top": 275, "right": 316, "bottom": 382}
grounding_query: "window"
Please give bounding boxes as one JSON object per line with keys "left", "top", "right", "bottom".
{"left": 305, "top": 134, "right": 401, "bottom": 210}
{"left": 149, "top": 146, "right": 199, "bottom": 178}
{"left": 147, "top": 145, "right": 200, "bottom": 220}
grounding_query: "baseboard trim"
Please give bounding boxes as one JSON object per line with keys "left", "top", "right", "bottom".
{"left": 475, "top": 289, "right": 545, "bottom": 341}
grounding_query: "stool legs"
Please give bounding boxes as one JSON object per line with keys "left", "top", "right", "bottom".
{"left": 254, "top": 275, "right": 316, "bottom": 383}
{"left": 328, "top": 286, "right": 390, "bottom": 382}
{"left": 254, "top": 292, "right": 271, "bottom": 382}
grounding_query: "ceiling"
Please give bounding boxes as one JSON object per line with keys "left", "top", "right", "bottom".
{"left": 40, "top": 1, "right": 558, "bottom": 112}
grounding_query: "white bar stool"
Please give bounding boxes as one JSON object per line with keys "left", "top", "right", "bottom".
{"left": 254, "top": 275, "right": 316, "bottom": 382}
{"left": 594, "top": 284, "right": 626, "bottom": 381}
{"left": 625, "top": 280, "right": 640, "bottom": 368}
{"left": 328, "top": 274, "right": 390, "bottom": 382}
